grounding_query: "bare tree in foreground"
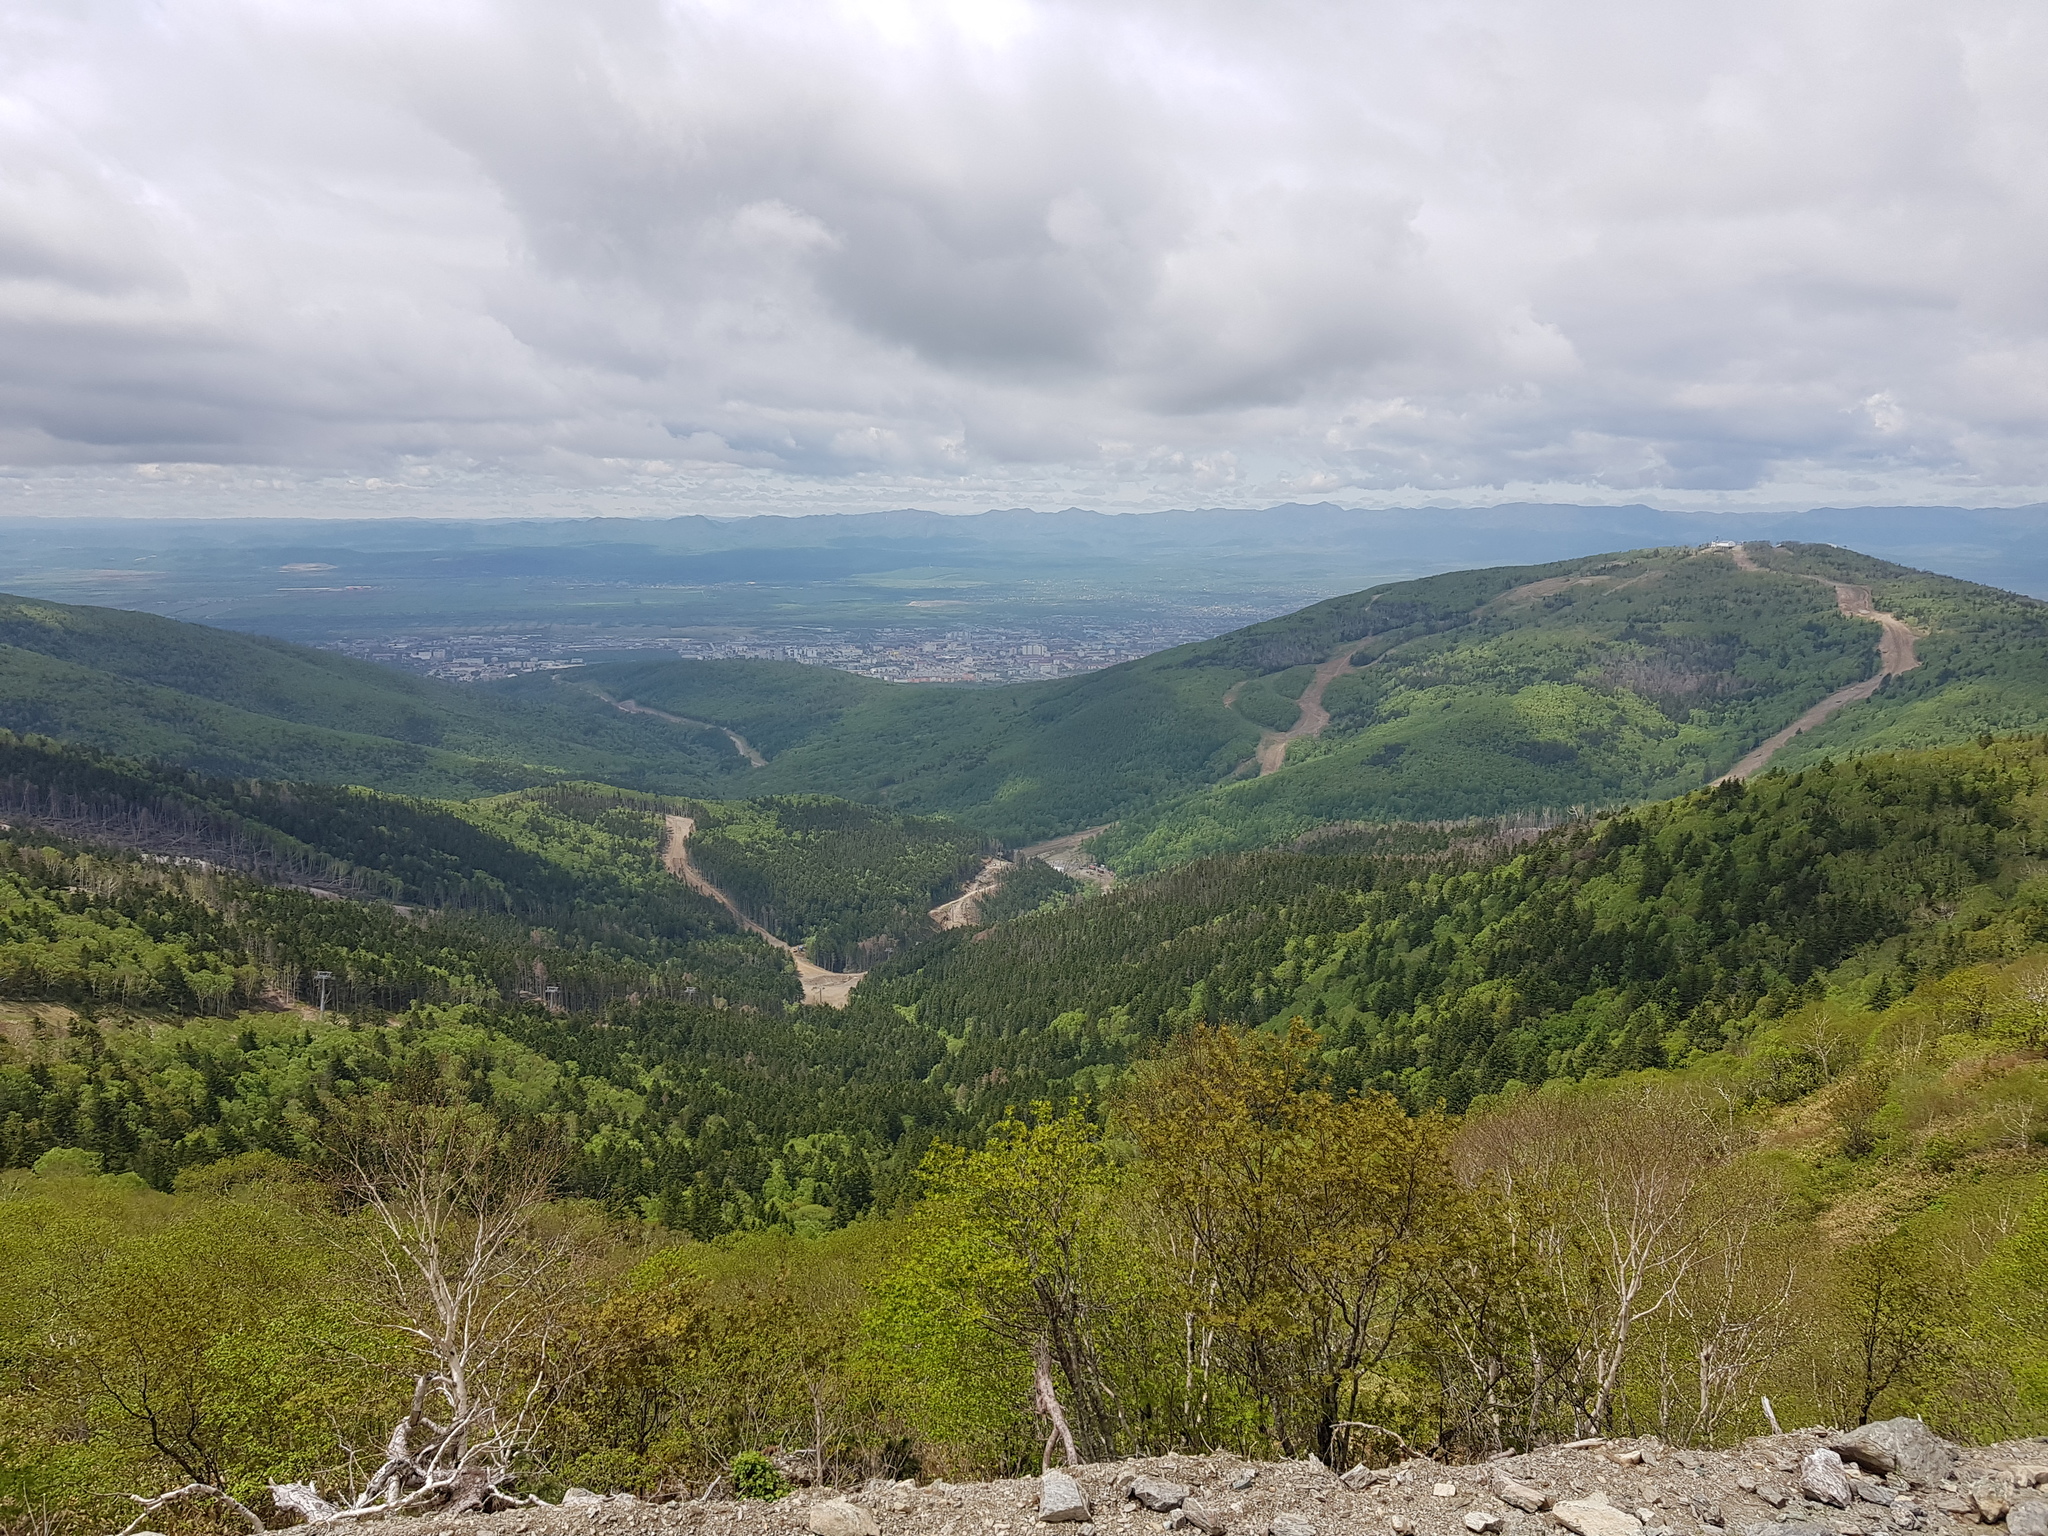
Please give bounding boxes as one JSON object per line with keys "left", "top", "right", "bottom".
{"left": 269, "top": 1100, "right": 572, "bottom": 1524}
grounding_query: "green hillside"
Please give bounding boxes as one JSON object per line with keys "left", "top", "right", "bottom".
{"left": 848, "top": 736, "right": 2048, "bottom": 1113}
{"left": 4, "top": 737, "right": 2047, "bottom": 1519}
{"left": 567, "top": 542, "right": 2048, "bottom": 855}
{"left": 551, "top": 649, "right": 1256, "bottom": 843}
{"left": 679, "top": 796, "right": 991, "bottom": 969}
{"left": 5, "top": 543, "right": 2045, "bottom": 861}
{"left": 7, "top": 733, "right": 2042, "bottom": 1207}
{"left": 0, "top": 592, "right": 749, "bottom": 797}
{"left": 0, "top": 732, "right": 994, "bottom": 984}
{"left": 1098, "top": 542, "right": 2048, "bottom": 870}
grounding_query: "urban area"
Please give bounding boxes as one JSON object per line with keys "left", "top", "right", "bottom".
{"left": 321, "top": 614, "right": 1257, "bottom": 685}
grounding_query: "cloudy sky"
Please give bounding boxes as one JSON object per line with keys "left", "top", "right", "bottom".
{"left": 3, "top": 0, "right": 2046, "bottom": 516}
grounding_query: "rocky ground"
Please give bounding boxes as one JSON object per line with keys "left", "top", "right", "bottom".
{"left": 418, "top": 1424, "right": 2048, "bottom": 1536}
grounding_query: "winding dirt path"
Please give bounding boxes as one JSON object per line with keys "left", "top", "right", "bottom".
{"left": 1226, "top": 641, "right": 1365, "bottom": 777}
{"left": 605, "top": 695, "right": 767, "bottom": 767}
{"left": 930, "top": 856, "right": 1011, "bottom": 929}
{"left": 1717, "top": 545, "right": 1921, "bottom": 782}
{"left": 661, "top": 815, "right": 863, "bottom": 1006}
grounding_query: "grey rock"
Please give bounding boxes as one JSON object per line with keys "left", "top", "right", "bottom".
{"left": 562, "top": 1489, "right": 604, "bottom": 1507}
{"left": 806, "top": 1500, "right": 880, "bottom": 1536}
{"left": 1971, "top": 1490, "right": 2013, "bottom": 1524}
{"left": 2013, "top": 1500, "right": 2048, "bottom": 1536}
{"left": 1854, "top": 1484, "right": 1895, "bottom": 1508}
{"left": 1886, "top": 1503, "right": 1922, "bottom": 1531}
{"left": 1803, "top": 1451, "right": 1855, "bottom": 1510}
{"left": 1270, "top": 1516, "right": 1317, "bottom": 1536}
{"left": 1040, "top": 1471, "right": 1091, "bottom": 1525}
{"left": 1464, "top": 1512, "right": 1505, "bottom": 1533}
{"left": 1180, "top": 1498, "right": 1226, "bottom": 1534}
{"left": 1132, "top": 1479, "right": 1191, "bottom": 1513}
{"left": 1497, "top": 1479, "right": 1551, "bottom": 1513}
{"left": 1831, "top": 1422, "right": 1958, "bottom": 1490}
{"left": 1233, "top": 1470, "right": 1260, "bottom": 1492}
{"left": 1761, "top": 1488, "right": 1791, "bottom": 1510}
{"left": 1553, "top": 1495, "right": 1645, "bottom": 1536}
{"left": 1342, "top": 1466, "right": 1387, "bottom": 1491}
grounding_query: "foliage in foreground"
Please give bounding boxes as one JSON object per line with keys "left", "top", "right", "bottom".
{"left": 3, "top": 988, "right": 2043, "bottom": 1536}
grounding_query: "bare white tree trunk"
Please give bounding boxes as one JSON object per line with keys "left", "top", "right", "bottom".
{"left": 115, "top": 1483, "right": 265, "bottom": 1536}
{"left": 1033, "top": 1339, "right": 1079, "bottom": 1470}
{"left": 269, "top": 1100, "right": 570, "bottom": 1523}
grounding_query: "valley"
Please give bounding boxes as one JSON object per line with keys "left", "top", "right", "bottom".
{"left": 0, "top": 538, "right": 2045, "bottom": 1532}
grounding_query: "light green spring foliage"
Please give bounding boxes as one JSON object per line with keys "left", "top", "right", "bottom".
{"left": 0, "top": 1154, "right": 398, "bottom": 1527}
{"left": 2, "top": 929, "right": 2046, "bottom": 1533}
{"left": 1971, "top": 1192, "right": 2048, "bottom": 1423}
{"left": 0, "top": 845, "right": 253, "bottom": 1011}
{"left": 867, "top": 1108, "right": 1144, "bottom": 1472}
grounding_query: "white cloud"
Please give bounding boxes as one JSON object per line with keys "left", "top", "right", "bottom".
{"left": 1, "top": 0, "right": 2046, "bottom": 514}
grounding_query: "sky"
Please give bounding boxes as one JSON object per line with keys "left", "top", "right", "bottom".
{"left": 4, "top": 0, "right": 2048, "bottom": 518}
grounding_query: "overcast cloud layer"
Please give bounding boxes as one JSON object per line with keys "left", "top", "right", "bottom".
{"left": 4, "top": 0, "right": 2048, "bottom": 516}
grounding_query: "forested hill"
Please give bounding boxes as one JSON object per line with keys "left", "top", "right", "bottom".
{"left": 4, "top": 544, "right": 2045, "bottom": 856}
{"left": 5, "top": 734, "right": 2045, "bottom": 1212}
{"left": 842, "top": 733, "right": 2048, "bottom": 1116}
{"left": 6, "top": 741, "right": 2047, "bottom": 1532}
{"left": 560, "top": 541, "right": 2048, "bottom": 849}
{"left": 0, "top": 591, "right": 752, "bottom": 797}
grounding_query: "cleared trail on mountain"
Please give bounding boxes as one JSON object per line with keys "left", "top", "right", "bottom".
{"left": 601, "top": 693, "right": 768, "bottom": 767}
{"left": 1718, "top": 545, "right": 1921, "bottom": 782}
{"left": 661, "top": 814, "right": 863, "bottom": 1006}
{"left": 930, "top": 856, "right": 1010, "bottom": 928}
{"left": 1225, "top": 640, "right": 1365, "bottom": 777}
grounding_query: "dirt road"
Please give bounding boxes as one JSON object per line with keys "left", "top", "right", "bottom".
{"left": 1227, "top": 639, "right": 1365, "bottom": 777}
{"left": 606, "top": 696, "right": 767, "bottom": 767}
{"left": 1718, "top": 545, "right": 1922, "bottom": 781}
{"left": 930, "top": 856, "right": 1012, "bottom": 929}
{"left": 661, "top": 815, "right": 863, "bottom": 1007}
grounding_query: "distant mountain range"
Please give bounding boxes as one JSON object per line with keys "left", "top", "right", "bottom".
{"left": 0, "top": 503, "right": 2043, "bottom": 644}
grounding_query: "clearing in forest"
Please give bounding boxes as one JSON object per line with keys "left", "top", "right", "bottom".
{"left": 660, "top": 814, "right": 863, "bottom": 1006}
{"left": 1718, "top": 545, "right": 1921, "bottom": 781}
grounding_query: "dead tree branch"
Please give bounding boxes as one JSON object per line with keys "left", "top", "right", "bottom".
{"left": 115, "top": 1483, "right": 265, "bottom": 1536}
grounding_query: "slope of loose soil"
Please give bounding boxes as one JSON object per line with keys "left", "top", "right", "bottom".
{"left": 1013, "top": 828, "right": 1116, "bottom": 890}
{"left": 1232, "top": 640, "right": 1364, "bottom": 776}
{"left": 931, "top": 856, "right": 1013, "bottom": 928}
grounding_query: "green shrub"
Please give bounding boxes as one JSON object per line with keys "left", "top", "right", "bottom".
{"left": 728, "top": 1451, "right": 788, "bottom": 1501}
